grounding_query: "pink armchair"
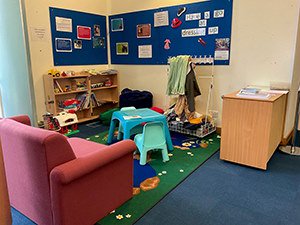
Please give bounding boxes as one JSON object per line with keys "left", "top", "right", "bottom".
{"left": 0, "top": 115, "right": 136, "bottom": 225}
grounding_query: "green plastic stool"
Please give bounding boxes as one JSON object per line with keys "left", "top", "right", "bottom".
{"left": 134, "top": 121, "right": 169, "bottom": 165}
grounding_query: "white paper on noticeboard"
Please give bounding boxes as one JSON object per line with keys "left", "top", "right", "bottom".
{"left": 138, "top": 45, "right": 152, "bottom": 58}
{"left": 55, "top": 17, "right": 72, "bottom": 32}
{"left": 154, "top": 11, "right": 169, "bottom": 27}
{"left": 214, "top": 50, "right": 229, "bottom": 60}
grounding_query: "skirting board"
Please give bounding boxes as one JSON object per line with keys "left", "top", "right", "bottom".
{"left": 216, "top": 127, "right": 293, "bottom": 146}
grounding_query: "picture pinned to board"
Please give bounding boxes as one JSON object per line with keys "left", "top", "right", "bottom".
{"left": 93, "top": 37, "right": 105, "bottom": 48}
{"left": 138, "top": 45, "right": 152, "bottom": 58}
{"left": 55, "top": 38, "right": 72, "bottom": 52}
{"left": 171, "top": 18, "right": 182, "bottom": 29}
{"left": 164, "top": 39, "right": 171, "bottom": 50}
{"left": 137, "top": 24, "right": 151, "bottom": 38}
{"left": 154, "top": 11, "right": 169, "bottom": 27}
{"left": 55, "top": 17, "right": 72, "bottom": 32}
{"left": 77, "top": 26, "right": 91, "bottom": 40}
{"left": 94, "top": 24, "right": 100, "bottom": 36}
{"left": 198, "top": 38, "right": 206, "bottom": 46}
{"left": 74, "top": 39, "right": 82, "bottom": 49}
{"left": 215, "top": 38, "right": 230, "bottom": 61}
{"left": 111, "top": 18, "right": 124, "bottom": 32}
{"left": 177, "top": 7, "right": 186, "bottom": 17}
{"left": 116, "top": 42, "right": 129, "bottom": 55}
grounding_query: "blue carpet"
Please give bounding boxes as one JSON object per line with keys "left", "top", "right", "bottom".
{"left": 68, "top": 120, "right": 109, "bottom": 139}
{"left": 11, "top": 208, "right": 36, "bottom": 225}
{"left": 133, "top": 159, "right": 157, "bottom": 187}
{"left": 135, "top": 151, "right": 300, "bottom": 225}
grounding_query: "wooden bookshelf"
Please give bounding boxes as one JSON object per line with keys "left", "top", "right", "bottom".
{"left": 43, "top": 73, "right": 119, "bottom": 123}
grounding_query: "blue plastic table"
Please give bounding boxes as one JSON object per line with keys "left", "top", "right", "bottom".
{"left": 107, "top": 108, "right": 173, "bottom": 151}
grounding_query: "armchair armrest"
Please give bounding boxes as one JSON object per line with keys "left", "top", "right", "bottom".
{"left": 50, "top": 140, "right": 136, "bottom": 184}
{"left": 49, "top": 139, "right": 136, "bottom": 225}
{"left": 8, "top": 115, "right": 31, "bottom": 126}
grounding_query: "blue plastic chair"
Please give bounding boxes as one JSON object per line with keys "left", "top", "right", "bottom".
{"left": 117, "top": 107, "right": 143, "bottom": 140}
{"left": 134, "top": 121, "right": 170, "bottom": 165}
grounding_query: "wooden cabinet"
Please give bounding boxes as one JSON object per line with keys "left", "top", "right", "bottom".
{"left": 220, "top": 91, "right": 287, "bottom": 170}
{"left": 43, "top": 73, "right": 119, "bottom": 123}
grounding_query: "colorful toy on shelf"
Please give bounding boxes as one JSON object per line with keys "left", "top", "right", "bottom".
{"left": 76, "top": 81, "right": 86, "bottom": 90}
{"left": 42, "top": 112, "right": 60, "bottom": 131}
{"left": 60, "top": 98, "right": 80, "bottom": 112}
{"left": 64, "top": 85, "right": 71, "bottom": 92}
{"left": 48, "top": 69, "right": 61, "bottom": 77}
{"left": 61, "top": 71, "right": 75, "bottom": 77}
{"left": 54, "top": 112, "right": 79, "bottom": 135}
{"left": 105, "top": 78, "right": 112, "bottom": 87}
{"left": 91, "top": 82, "right": 104, "bottom": 89}
{"left": 66, "top": 71, "right": 75, "bottom": 76}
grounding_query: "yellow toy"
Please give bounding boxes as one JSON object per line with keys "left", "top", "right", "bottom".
{"left": 48, "top": 69, "right": 60, "bottom": 77}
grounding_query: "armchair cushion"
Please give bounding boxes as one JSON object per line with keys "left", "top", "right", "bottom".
{"left": 68, "top": 137, "right": 106, "bottom": 158}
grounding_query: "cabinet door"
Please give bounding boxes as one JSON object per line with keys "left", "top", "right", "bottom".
{"left": 220, "top": 98, "right": 272, "bottom": 170}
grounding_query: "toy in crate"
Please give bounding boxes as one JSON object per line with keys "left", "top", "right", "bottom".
{"left": 54, "top": 112, "right": 79, "bottom": 136}
{"left": 168, "top": 115, "right": 216, "bottom": 138}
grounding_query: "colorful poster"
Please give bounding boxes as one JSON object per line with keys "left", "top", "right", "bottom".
{"left": 137, "top": 24, "right": 151, "bottom": 38}
{"left": 55, "top": 17, "right": 72, "bottom": 32}
{"left": 111, "top": 18, "right": 124, "bottom": 32}
{"left": 94, "top": 25, "right": 100, "bottom": 36}
{"left": 138, "top": 45, "right": 152, "bottom": 58}
{"left": 55, "top": 38, "right": 72, "bottom": 52}
{"left": 116, "top": 42, "right": 129, "bottom": 55}
{"left": 215, "top": 38, "right": 230, "bottom": 60}
{"left": 154, "top": 11, "right": 169, "bottom": 27}
{"left": 77, "top": 26, "right": 91, "bottom": 40}
{"left": 93, "top": 37, "right": 105, "bottom": 48}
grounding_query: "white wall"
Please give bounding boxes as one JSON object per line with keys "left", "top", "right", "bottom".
{"left": 108, "top": 0, "right": 300, "bottom": 137}
{"left": 24, "top": 0, "right": 109, "bottom": 121}
{"left": 288, "top": 9, "right": 300, "bottom": 133}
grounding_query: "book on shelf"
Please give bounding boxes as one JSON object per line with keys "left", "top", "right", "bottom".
{"left": 75, "top": 93, "right": 89, "bottom": 109}
{"left": 90, "top": 92, "right": 100, "bottom": 107}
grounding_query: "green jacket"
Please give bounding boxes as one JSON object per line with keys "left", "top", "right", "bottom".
{"left": 167, "top": 55, "right": 190, "bottom": 95}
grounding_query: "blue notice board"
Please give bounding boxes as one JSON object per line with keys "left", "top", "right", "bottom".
{"left": 50, "top": 7, "right": 108, "bottom": 66}
{"left": 109, "top": 0, "right": 233, "bottom": 65}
